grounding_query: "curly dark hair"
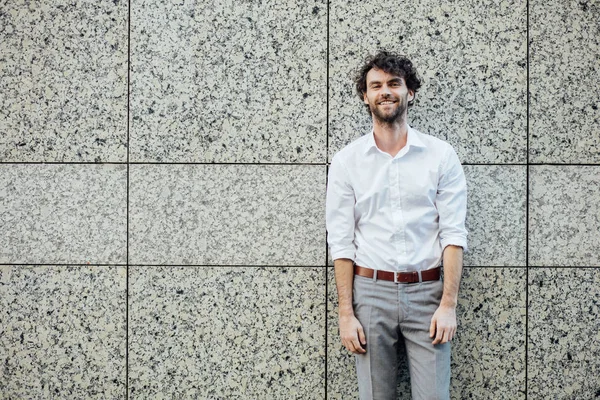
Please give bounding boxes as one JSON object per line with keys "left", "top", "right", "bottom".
{"left": 355, "top": 50, "right": 422, "bottom": 112}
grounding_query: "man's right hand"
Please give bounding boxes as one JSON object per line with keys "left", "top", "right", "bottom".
{"left": 339, "top": 314, "right": 367, "bottom": 354}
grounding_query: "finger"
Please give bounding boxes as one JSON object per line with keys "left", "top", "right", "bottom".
{"left": 429, "top": 317, "right": 436, "bottom": 338}
{"left": 358, "top": 326, "right": 367, "bottom": 346}
{"left": 346, "top": 339, "right": 357, "bottom": 354}
{"left": 343, "top": 339, "right": 355, "bottom": 353}
{"left": 442, "top": 328, "right": 450, "bottom": 344}
{"left": 433, "top": 325, "right": 444, "bottom": 345}
{"left": 352, "top": 338, "right": 366, "bottom": 354}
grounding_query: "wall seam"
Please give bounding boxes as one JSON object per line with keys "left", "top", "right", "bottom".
{"left": 324, "top": 0, "right": 330, "bottom": 398}
{"left": 17, "top": 263, "right": 600, "bottom": 268}
{"left": 525, "top": 0, "right": 530, "bottom": 398}
{"left": 126, "top": 0, "right": 131, "bottom": 397}
{"left": 3, "top": 161, "right": 600, "bottom": 166}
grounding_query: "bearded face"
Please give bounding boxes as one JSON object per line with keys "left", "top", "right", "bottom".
{"left": 368, "top": 92, "right": 408, "bottom": 124}
{"left": 363, "top": 68, "right": 414, "bottom": 124}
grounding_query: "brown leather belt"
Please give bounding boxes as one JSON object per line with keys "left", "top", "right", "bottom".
{"left": 354, "top": 265, "right": 441, "bottom": 284}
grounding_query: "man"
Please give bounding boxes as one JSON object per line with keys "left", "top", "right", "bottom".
{"left": 326, "top": 50, "right": 468, "bottom": 400}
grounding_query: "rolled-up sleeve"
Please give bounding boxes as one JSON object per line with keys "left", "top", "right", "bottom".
{"left": 436, "top": 145, "right": 468, "bottom": 252}
{"left": 326, "top": 154, "right": 356, "bottom": 261}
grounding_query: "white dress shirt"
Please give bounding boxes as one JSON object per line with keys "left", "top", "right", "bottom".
{"left": 326, "top": 124, "right": 468, "bottom": 273}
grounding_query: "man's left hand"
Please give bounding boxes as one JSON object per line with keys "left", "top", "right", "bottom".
{"left": 429, "top": 305, "right": 457, "bottom": 345}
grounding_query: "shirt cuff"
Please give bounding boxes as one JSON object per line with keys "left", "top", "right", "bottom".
{"left": 330, "top": 246, "right": 356, "bottom": 262}
{"left": 441, "top": 237, "right": 468, "bottom": 253}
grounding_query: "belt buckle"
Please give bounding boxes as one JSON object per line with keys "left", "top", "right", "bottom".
{"left": 393, "top": 272, "right": 399, "bottom": 284}
{"left": 412, "top": 271, "right": 420, "bottom": 283}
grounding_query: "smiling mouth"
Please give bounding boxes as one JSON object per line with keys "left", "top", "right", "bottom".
{"left": 378, "top": 100, "right": 396, "bottom": 105}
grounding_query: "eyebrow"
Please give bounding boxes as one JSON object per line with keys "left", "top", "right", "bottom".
{"left": 368, "top": 78, "right": 403, "bottom": 86}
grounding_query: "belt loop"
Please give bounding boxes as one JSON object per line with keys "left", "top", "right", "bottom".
{"left": 417, "top": 270, "right": 423, "bottom": 283}
{"left": 372, "top": 269, "right": 378, "bottom": 282}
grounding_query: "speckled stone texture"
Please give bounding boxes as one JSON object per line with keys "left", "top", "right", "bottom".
{"left": 129, "top": 164, "right": 325, "bottom": 266}
{"left": 0, "top": 265, "right": 126, "bottom": 398}
{"left": 128, "top": 266, "right": 325, "bottom": 399}
{"left": 529, "top": 0, "right": 600, "bottom": 163}
{"left": 451, "top": 267, "right": 526, "bottom": 399}
{"left": 0, "top": 164, "right": 127, "bottom": 264}
{"left": 529, "top": 166, "right": 600, "bottom": 266}
{"left": 329, "top": 0, "right": 526, "bottom": 163}
{"left": 463, "top": 166, "right": 526, "bottom": 266}
{"left": 528, "top": 268, "right": 600, "bottom": 399}
{"left": 0, "top": 1, "right": 128, "bottom": 162}
{"left": 327, "top": 267, "right": 526, "bottom": 399}
{"left": 130, "top": 0, "right": 326, "bottom": 163}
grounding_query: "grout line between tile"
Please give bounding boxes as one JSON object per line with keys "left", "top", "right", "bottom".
{"left": 3, "top": 263, "right": 597, "bottom": 268}
{"left": 0, "top": 162, "right": 330, "bottom": 165}
{"left": 3, "top": 161, "right": 600, "bottom": 166}
{"left": 12, "top": 263, "right": 600, "bottom": 268}
{"left": 463, "top": 265, "right": 528, "bottom": 268}
{"left": 0, "top": 263, "right": 129, "bottom": 267}
{"left": 525, "top": 0, "right": 530, "bottom": 397}
{"left": 324, "top": 260, "right": 328, "bottom": 400}
{"left": 126, "top": 0, "right": 131, "bottom": 397}
{"left": 325, "top": 0, "right": 330, "bottom": 397}
{"left": 121, "top": 264, "right": 330, "bottom": 268}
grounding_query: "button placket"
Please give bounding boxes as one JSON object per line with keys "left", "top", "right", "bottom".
{"left": 390, "top": 161, "right": 407, "bottom": 268}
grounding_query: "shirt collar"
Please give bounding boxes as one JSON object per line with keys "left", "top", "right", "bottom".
{"left": 363, "top": 124, "right": 426, "bottom": 155}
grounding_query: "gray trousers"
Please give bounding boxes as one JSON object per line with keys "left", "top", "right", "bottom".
{"left": 353, "top": 274, "right": 450, "bottom": 400}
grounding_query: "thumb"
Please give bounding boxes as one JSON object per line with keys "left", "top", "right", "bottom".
{"left": 429, "top": 317, "right": 436, "bottom": 338}
{"left": 358, "top": 326, "right": 366, "bottom": 345}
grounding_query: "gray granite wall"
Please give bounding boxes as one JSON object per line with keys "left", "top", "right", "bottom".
{"left": 1, "top": 0, "right": 598, "bottom": 399}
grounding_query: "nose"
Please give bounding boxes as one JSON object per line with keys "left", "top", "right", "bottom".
{"left": 381, "top": 84, "right": 391, "bottom": 96}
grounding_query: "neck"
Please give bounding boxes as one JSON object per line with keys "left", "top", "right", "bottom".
{"left": 372, "top": 115, "right": 408, "bottom": 157}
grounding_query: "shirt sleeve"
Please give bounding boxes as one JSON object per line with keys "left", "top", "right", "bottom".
{"left": 436, "top": 145, "right": 468, "bottom": 252}
{"left": 326, "top": 154, "right": 356, "bottom": 261}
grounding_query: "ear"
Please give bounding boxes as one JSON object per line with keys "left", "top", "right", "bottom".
{"left": 408, "top": 90, "right": 415, "bottom": 102}
{"left": 363, "top": 92, "right": 369, "bottom": 104}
